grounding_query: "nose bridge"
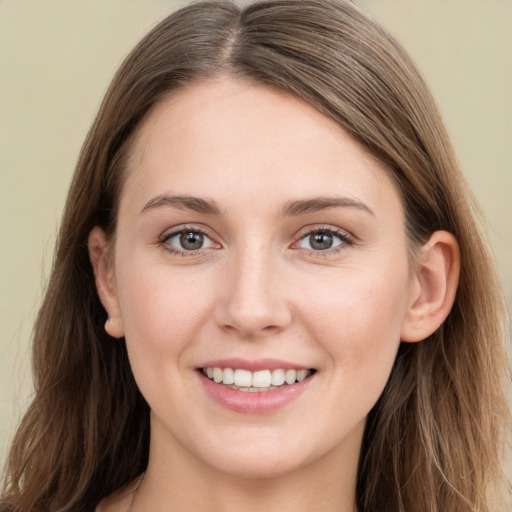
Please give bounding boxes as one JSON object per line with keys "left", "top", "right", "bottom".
{"left": 218, "top": 239, "right": 291, "bottom": 337}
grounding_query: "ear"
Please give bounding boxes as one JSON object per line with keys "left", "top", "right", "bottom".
{"left": 88, "top": 226, "right": 125, "bottom": 338}
{"left": 401, "top": 230, "right": 460, "bottom": 343}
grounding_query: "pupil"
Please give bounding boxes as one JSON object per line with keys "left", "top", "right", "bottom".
{"left": 310, "top": 232, "right": 333, "bottom": 250}
{"left": 180, "top": 231, "right": 203, "bottom": 250}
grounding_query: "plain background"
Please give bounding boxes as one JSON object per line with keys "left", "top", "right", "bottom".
{"left": 1, "top": 0, "right": 510, "bottom": 474}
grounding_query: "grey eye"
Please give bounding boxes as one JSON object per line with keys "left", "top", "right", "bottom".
{"left": 297, "top": 230, "right": 346, "bottom": 251}
{"left": 180, "top": 231, "right": 204, "bottom": 250}
{"left": 309, "top": 232, "right": 334, "bottom": 250}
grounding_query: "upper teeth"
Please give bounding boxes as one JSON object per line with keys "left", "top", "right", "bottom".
{"left": 203, "top": 367, "right": 311, "bottom": 388}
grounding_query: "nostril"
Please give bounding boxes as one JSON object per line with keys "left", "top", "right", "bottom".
{"left": 262, "top": 324, "right": 281, "bottom": 332}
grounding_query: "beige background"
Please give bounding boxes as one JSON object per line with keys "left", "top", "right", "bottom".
{"left": 1, "top": 0, "right": 510, "bottom": 473}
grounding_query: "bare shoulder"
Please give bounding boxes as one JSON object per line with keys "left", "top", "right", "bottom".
{"left": 95, "top": 477, "right": 141, "bottom": 512}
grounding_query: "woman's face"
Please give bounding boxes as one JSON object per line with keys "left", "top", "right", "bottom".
{"left": 105, "top": 78, "right": 418, "bottom": 479}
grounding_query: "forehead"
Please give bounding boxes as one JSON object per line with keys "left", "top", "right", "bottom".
{"left": 121, "top": 78, "right": 402, "bottom": 221}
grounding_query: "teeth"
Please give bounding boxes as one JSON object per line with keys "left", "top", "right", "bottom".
{"left": 271, "top": 368, "right": 285, "bottom": 386}
{"left": 222, "top": 367, "right": 234, "bottom": 385}
{"left": 213, "top": 367, "right": 223, "bottom": 383}
{"left": 285, "top": 369, "right": 297, "bottom": 385}
{"left": 297, "top": 369, "right": 309, "bottom": 382}
{"left": 202, "top": 366, "right": 312, "bottom": 388}
{"left": 252, "top": 370, "right": 272, "bottom": 388}
{"left": 234, "top": 369, "right": 252, "bottom": 387}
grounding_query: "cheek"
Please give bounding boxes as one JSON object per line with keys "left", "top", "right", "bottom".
{"left": 114, "top": 254, "right": 216, "bottom": 368}
{"left": 301, "top": 262, "right": 410, "bottom": 379}
{"left": 113, "top": 259, "right": 221, "bottom": 415}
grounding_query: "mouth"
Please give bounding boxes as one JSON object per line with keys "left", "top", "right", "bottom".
{"left": 199, "top": 367, "right": 317, "bottom": 392}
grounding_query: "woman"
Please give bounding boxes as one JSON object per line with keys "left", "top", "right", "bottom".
{"left": 1, "top": 1, "right": 510, "bottom": 511}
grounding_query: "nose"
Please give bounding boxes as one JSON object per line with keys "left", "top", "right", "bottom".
{"left": 213, "top": 245, "right": 293, "bottom": 339}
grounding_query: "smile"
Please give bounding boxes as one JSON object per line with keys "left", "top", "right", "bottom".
{"left": 201, "top": 367, "right": 314, "bottom": 391}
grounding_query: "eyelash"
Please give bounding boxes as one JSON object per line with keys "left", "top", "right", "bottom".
{"left": 292, "top": 225, "right": 354, "bottom": 257}
{"left": 158, "top": 225, "right": 354, "bottom": 257}
{"left": 159, "top": 225, "right": 218, "bottom": 256}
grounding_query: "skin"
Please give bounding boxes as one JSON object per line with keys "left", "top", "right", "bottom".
{"left": 91, "top": 78, "right": 459, "bottom": 512}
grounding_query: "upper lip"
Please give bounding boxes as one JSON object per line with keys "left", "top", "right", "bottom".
{"left": 198, "top": 358, "right": 311, "bottom": 372}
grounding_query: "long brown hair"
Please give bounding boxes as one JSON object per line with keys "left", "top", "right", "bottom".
{"left": 2, "top": 1, "right": 510, "bottom": 511}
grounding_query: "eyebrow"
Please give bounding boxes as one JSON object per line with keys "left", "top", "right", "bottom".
{"left": 141, "top": 195, "right": 221, "bottom": 215}
{"left": 140, "top": 194, "right": 374, "bottom": 217}
{"left": 281, "top": 196, "right": 375, "bottom": 217}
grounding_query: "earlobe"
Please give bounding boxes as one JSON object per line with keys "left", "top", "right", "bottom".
{"left": 401, "top": 231, "right": 460, "bottom": 343}
{"left": 104, "top": 317, "right": 125, "bottom": 339}
{"left": 88, "top": 227, "right": 125, "bottom": 338}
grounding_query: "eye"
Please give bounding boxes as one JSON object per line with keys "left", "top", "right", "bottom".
{"left": 296, "top": 228, "right": 351, "bottom": 251}
{"left": 162, "top": 228, "right": 216, "bottom": 253}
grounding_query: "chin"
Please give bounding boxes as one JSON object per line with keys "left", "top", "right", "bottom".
{"left": 209, "top": 453, "right": 307, "bottom": 480}
{"left": 194, "top": 431, "right": 333, "bottom": 481}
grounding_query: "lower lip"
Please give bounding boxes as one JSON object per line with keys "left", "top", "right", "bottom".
{"left": 198, "top": 371, "right": 314, "bottom": 414}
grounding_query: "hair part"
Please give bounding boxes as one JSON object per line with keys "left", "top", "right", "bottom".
{"left": 2, "top": 1, "right": 510, "bottom": 511}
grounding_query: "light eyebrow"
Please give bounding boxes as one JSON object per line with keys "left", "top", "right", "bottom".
{"left": 281, "top": 196, "right": 375, "bottom": 217}
{"left": 140, "top": 195, "right": 222, "bottom": 216}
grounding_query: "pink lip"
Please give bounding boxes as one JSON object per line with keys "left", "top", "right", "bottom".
{"left": 197, "top": 367, "right": 315, "bottom": 415}
{"left": 199, "top": 358, "right": 310, "bottom": 372}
